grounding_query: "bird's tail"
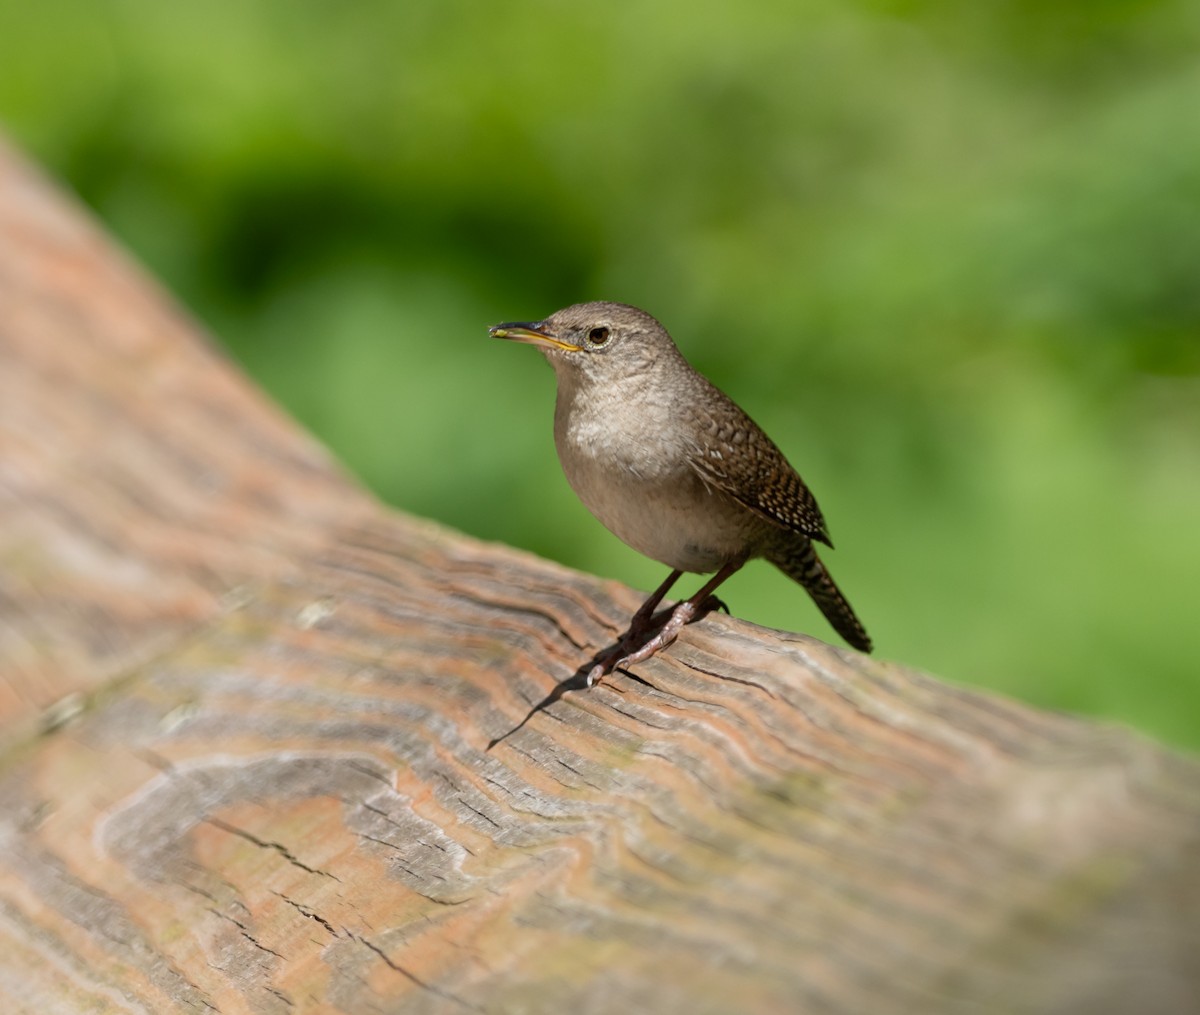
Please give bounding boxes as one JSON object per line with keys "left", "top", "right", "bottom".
{"left": 767, "top": 537, "right": 872, "bottom": 653}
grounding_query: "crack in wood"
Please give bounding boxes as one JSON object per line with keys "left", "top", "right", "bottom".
{"left": 207, "top": 818, "right": 342, "bottom": 882}
{"left": 205, "top": 907, "right": 286, "bottom": 960}
{"left": 347, "top": 932, "right": 482, "bottom": 1012}
{"left": 272, "top": 892, "right": 338, "bottom": 938}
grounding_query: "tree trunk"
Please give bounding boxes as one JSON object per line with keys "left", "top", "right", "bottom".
{"left": 0, "top": 138, "right": 1197, "bottom": 1015}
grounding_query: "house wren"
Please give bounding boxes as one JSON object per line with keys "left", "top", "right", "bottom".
{"left": 490, "top": 301, "right": 871, "bottom": 686}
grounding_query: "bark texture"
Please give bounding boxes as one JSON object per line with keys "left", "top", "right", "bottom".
{"left": 0, "top": 139, "right": 1197, "bottom": 1015}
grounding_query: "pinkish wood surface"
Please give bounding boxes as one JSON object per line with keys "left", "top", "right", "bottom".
{"left": 0, "top": 138, "right": 1198, "bottom": 1014}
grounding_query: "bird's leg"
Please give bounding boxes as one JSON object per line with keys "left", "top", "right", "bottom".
{"left": 627, "top": 568, "right": 684, "bottom": 637}
{"left": 583, "top": 570, "right": 683, "bottom": 685}
{"left": 615, "top": 561, "right": 742, "bottom": 668}
{"left": 586, "top": 561, "right": 743, "bottom": 687}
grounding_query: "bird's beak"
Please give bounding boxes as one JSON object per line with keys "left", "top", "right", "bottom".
{"left": 489, "top": 321, "right": 582, "bottom": 352}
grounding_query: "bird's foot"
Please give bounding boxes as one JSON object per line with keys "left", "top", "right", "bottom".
{"left": 626, "top": 592, "right": 686, "bottom": 640}
{"left": 585, "top": 599, "right": 699, "bottom": 687}
{"left": 584, "top": 603, "right": 671, "bottom": 687}
{"left": 584, "top": 647, "right": 621, "bottom": 688}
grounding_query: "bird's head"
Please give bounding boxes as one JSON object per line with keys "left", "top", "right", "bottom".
{"left": 489, "top": 301, "right": 681, "bottom": 386}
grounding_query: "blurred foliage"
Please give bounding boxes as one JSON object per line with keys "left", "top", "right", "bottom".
{"left": 2, "top": 0, "right": 1197, "bottom": 747}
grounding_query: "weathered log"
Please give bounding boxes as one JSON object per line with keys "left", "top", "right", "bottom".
{"left": 0, "top": 137, "right": 1197, "bottom": 1015}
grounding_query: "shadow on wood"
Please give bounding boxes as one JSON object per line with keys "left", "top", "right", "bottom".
{"left": 0, "top": 138, "right": 1197, "bottom": 1014}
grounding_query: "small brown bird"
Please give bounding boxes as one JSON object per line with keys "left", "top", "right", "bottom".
{"left": 490, "top": 301, "right": 871, "bottom": 685}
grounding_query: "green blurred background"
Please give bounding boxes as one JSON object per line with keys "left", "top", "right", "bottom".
{"left": 2, "top": 0, "right": 1197, "bottom": 748}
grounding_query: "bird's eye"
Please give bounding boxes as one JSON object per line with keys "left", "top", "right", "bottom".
{"left": 587, "top": 326, "right": 610, "bottom": 347}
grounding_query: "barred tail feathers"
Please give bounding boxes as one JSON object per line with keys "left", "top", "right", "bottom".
{"left": 767, "top": 538, "right": 872, "bottom": 653}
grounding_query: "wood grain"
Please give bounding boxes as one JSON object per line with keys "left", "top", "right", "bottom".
{"left": 0, "top": 137, "right": 1197, "bottom": 1014}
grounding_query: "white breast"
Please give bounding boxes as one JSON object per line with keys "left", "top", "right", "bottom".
{"left": 552, "top": 378, "right": 760, "bottom": 573}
